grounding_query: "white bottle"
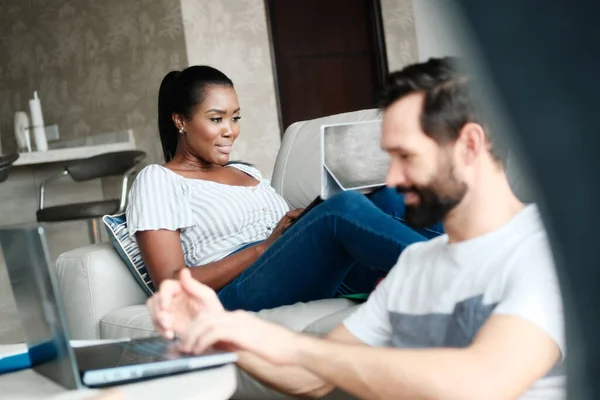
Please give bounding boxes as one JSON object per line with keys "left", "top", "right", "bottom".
{"left": 29, "top": 91, "right": 48, "bottom": 152}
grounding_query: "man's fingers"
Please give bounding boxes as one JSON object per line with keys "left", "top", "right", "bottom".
{"left": 194, "top": 328, "right": 226, "bottom": 355}
{"left": 148, "top": 302, "right": 173, "bottom": 338}
{"left": 157, "top": 279, "right": 182, "bottom": 310}
{"left": 180, "top": 315, "right": 214, "bottom": 353}
{"left": 180, "top": 269, "right": 224, "bottom": 312}
{"left": 156, "top": 311, "right": 175, "bottom": 339}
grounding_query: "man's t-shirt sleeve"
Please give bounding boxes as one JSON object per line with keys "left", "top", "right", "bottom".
{"left": 343, "top": 256, "right": 404, "bottom": 347}
{"left": 492, "top": 234, "right": 566, "bottom": 358}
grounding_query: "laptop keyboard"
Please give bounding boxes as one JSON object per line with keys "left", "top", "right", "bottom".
{"left": 119, "top": 337, "right": 178, "bottom": 358}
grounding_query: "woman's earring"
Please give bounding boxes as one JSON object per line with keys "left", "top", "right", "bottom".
{"left": 179, "top": 126, "right": 185, "bottom": 135}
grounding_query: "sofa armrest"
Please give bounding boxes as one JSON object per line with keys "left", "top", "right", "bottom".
{"left": 55, "top": 243, "right": 147, "bottom": 339}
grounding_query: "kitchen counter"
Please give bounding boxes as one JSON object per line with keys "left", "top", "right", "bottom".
{"left": 14, "top": 142, "right": 135, "bottom": 166}
{"left": 14, "top": 130, "right": 136, "bottom": 166}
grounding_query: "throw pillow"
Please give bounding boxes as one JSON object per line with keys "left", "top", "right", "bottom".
{"left": 102, "top": 213, "right": 156, "bottom": 295}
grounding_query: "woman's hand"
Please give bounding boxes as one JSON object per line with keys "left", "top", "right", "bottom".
{"left": 261, "top": 209, "right": 304, "bottom": 249}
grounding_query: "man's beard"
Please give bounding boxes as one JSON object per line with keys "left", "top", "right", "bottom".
{"left": 396, "top": 169, "right": 467, "bottom": 228}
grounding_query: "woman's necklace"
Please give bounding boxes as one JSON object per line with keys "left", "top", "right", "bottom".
{"left": 176, "top": 159, "right": 216, "bottom": 171}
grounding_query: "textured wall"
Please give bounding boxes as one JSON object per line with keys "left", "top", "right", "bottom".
{"left": 180, "top": 0, "right": 281, "bottom": 178}
{"left": 381, "top": 0, "right": 419, "bottom": 72}
{"left": 0, "top": 0, "right": 188, "bottom": 164}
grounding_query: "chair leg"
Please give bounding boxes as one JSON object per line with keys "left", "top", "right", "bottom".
{"left": 87, "top": 218, "right": 102, "bottom": 244}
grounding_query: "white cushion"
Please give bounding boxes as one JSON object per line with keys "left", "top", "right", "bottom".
{"left": 55, "top": 243, "right": 147, "bottom": 339}
{"left": 98, "top": 298, "right": 357, "bottom": 340}
{"left": 253, "top": 298, "right": 356, "bottom": 332}
{"left": 100, "top": 305, "right": 156, "bottom": 339}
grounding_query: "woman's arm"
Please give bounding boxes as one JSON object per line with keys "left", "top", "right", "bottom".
{"left": 136, "top": 229, "right": 267, "bottom": 291}
{"left": 136, "top": 209, "right": 302, "bottom": 290}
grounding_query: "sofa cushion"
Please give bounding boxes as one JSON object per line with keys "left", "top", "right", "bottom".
{"left": 303, "top": 304, "right": 360, "bottom": 336}
{"left": 102, "top": 213, "right": 156, "bottom": 295}
{"left": 98, "top": 298, "right": 357, "bottom": 340}
{"left": 253, "top": 298, "right": 357, "bottom": 333}
{"left": 99, "top": 305, "right": 157, "bottom": 339}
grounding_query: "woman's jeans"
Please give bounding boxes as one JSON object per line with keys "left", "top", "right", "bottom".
{"left": 216, "top": 187, "right": 444, "bottom": 311}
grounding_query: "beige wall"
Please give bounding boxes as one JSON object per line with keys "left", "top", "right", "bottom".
{"left": 381, "top": 0, "right": 419, "bottom": 72}
{"left": 0, "top": 0, "right": 188, "bottom": 164}
{"left": 180, "top": 0, "right": 418, "bottom": 178}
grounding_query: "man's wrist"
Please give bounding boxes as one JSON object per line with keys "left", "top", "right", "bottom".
{"left": 290, "top": 333, "right": 322, "bottom": 366}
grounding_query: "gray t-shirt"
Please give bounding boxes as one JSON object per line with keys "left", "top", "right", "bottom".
{"left": 344, "top": 204, "right": 565, "bottom": 399}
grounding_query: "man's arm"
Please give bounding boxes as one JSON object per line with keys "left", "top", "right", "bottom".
{"left": 291, "top": 315, "right": 560, "bottom": 400}
{"left": 236, "top": 325, "right": 359, "bottom": 398}
{"left": 173, "top": 245, "right": 561, "bottom": 399}
{"left": 181, "top": 310, "right": 559, "bottom": 400}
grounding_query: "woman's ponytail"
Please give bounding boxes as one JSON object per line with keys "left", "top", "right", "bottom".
{"left": 158, "top": 71, "right": 180, "bottom": 163}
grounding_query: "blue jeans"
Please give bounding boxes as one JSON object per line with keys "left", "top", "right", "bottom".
{"left": 217, "top": 188, "right": 444, "bottom": 311}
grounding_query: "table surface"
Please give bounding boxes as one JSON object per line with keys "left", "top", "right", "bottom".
{"left": 13, "top": 141, "right": 136, "bottom": 166}
{"left": 0, "top": 344, "right": 237, "bottom": 400}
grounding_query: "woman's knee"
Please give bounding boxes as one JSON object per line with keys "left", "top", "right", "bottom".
{"left": 321, "top": 190, "right": 367, "bottom": 213}
{"left": 367, "top": 187, "right": 406, "bottom": 217}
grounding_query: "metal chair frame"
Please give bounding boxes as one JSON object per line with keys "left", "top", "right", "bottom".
{"left": 37, "top": 151, "right": 144, "bottom": 243}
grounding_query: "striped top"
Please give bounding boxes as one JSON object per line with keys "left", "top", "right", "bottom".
{"left": 126, "top": 163, "right": 290, "bottom": 267}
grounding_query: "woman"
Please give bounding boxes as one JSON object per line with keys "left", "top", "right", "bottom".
{"left": 126, "top": 65, "right": 442, "bottom": 312}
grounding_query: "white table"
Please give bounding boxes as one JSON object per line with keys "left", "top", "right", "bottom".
{"left": 0, "top": 344, "right": 237, "bottom": 400}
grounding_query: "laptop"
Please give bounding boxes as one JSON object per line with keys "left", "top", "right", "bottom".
{"left": 320, "top": 119, "right": 389, "bottom": 200}
{"left": 0, "top": 226, "right": 237, "bottom": 389}
{"left": 286, "top": 119, "right": 389, "bottom": 230}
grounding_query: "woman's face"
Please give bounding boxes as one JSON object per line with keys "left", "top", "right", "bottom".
{"left": 175, "top": 85, "right": 241, "bottom": 166}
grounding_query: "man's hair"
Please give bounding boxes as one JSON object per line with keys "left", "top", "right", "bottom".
{"left": 378, "top": 57, "right": 508, "bottom": 164}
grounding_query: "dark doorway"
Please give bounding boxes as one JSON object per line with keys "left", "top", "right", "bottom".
{"left": 265, "top": 0, "right": 388, "bottom": 131}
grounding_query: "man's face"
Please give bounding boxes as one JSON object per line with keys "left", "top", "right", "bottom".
{"left": 381, "top": 92, "right": 468, "bottom": 227}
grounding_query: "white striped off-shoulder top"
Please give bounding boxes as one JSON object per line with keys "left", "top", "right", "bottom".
{"left": 126, "top": 163, "right": 290, "bottom": 266}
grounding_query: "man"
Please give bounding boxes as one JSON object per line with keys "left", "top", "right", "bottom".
{"left": 147, "top": 57, "right": 565, "bottom": 399}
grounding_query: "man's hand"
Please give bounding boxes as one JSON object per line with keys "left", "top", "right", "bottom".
{"left": 146, "top": 269, "right": 223, "bottom": 339}
{"left": 169, "top": 270, "right": 301, "bottom": 365}
{"left": 179, "top": 309, "right": 301, "bottom": 365}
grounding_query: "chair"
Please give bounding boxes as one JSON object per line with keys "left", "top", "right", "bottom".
{"left": 0, "top": 153, "right": 19, "bottom": 183}
{"left": 36, "top": 150, "right": 146, "bottom": 243}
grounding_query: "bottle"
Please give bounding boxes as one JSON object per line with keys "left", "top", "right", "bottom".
{"left": 29, "top": 91, "right": 48, "bottom": 152}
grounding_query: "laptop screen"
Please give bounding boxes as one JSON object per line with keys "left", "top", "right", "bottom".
{"left": 0, "top": 226, "right": 81, "bottom": 388}
{"left": 321, "top": 120, "right": 390, "bottom": 198}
